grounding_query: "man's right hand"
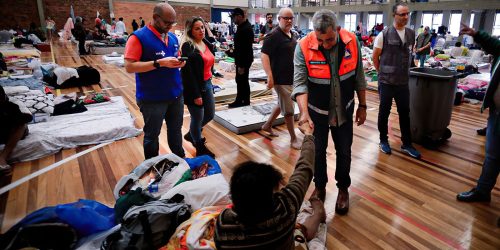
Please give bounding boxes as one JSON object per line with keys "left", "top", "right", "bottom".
{"left": 460, "top": 22, "right": 477, "bottom": 37}
{"left": 158, "top": 57, "right": 186, "bottom": 68}
{"left": 266, "top": 76, "right": 274, "bottom": 89}
{"left": 298, "top": 113, "right": 314, "bottom": 135}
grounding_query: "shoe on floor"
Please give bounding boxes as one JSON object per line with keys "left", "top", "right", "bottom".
{"left": 379, "top": 141, "right": 392, "bottom": 154}
{"left": 227, "top": 101, "right": 250, "bottom": 108}
{"left": 477, "top": 127, "right": 487, "bottom": 136}
{"left": 184, "top": 132, "right": 205, "bottom": 146}
{"left": 456, "top": 188, "right": 491, "bottom": 202}
{"left": 335, "top": 189, "right": 349, "bottom": 215}
{"left": 401, "top": 144, "right": 421, "bottom": 158}
{"left": 195, "top": 142, "right": 215, "bottom": 158}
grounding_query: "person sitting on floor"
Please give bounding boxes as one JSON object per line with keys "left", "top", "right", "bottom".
{"left": 215, "top": 120, "right": 326, "bottom": 249}
{"left": 0, "top": 86, "right": 32, "bottom": 171}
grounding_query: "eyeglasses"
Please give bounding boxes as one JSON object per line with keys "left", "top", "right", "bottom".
{"left": 395, "top": 12, "right": 410, "bottom": 17}
{"left": 280, "top": 16, "right": 294, "bottom": 21}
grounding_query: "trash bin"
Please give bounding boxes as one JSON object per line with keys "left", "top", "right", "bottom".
{"left": 408, "top": 67, "right": 463, "bottom": 147}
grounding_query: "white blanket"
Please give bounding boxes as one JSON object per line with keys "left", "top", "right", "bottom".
{"left": 1, "top": 96, "right": 142, "bottom": 163}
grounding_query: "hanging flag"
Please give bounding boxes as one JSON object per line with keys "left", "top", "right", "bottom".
{"left": 70, "top": 5, "right": 75, "bottom": 23}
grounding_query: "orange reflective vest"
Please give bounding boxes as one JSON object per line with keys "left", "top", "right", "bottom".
{"left": 300, "top": 29, "right": 358, "bottom": 83}
{"left": 299, "top": 29, "right": 359, "bottom": 116}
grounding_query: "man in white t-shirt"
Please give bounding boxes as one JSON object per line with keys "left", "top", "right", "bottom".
{"left": 372, "top": 2, "right": 421, "bottom": 159}
{"left": 115, "top": 17, "right": 127, "bottom": 34}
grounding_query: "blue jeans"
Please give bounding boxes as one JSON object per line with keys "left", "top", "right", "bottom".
{"left": 416, "top": 53, "right": 427, "bottom": 67}
{"left": 138, "top": 96, "right": 185, "bottom": 159}
{"left": 378, "top": 83, "right": 412, "bottom": 146}
{"left": 476, "top": 109, "right": 500, "bottom": 194}
{"left": 187, "top": 80, "right": 215, "bottom": 144}
{"left": 310, "top": 109, "right": 353, "bottom": 190}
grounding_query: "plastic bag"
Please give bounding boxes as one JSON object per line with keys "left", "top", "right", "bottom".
{"left": 55, "top": 199, "right": 116, "bottom": 237}
{"left": 160, "top": 173, "right": 231, "bottom": 210}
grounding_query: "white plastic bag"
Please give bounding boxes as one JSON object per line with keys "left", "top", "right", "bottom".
{"left": 160, "top": 173, "right": 231, "bottom": 210}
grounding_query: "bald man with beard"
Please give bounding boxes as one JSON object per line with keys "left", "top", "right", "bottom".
{"left": 124, "top": 3, "right": 186, "bottom": 159}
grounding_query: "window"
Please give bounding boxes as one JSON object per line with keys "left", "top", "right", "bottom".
{"left": 493, "top": 13, "right": 500, "bottom": 36}
{"left": 344, "top": 14, "right": 357, "bottom": 32}
{"left": 277, "top": 0, "right": 291, "bottom": 7}
{"left": 449, "top": 13, "right": 461, "bottom": 36}
{"left": 367, "top": 13, "right": 383, "bottom": 31}
{"left": 469, "top": 13, "right": 475, "bottom": 28}
{"left": 422, "top": 13, "right": 442, "bottom": 31}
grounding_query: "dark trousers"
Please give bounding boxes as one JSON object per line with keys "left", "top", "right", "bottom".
{"left": 78, "top": 36, "right": 86, "bottom": 54}
{"left": 138, "top": 96, "right": 185, "bottom": 159}
{"left": 310, "top": 109, "right": 353, "bottom": 190}
{"left": 378, "top": 83, "right": 412, "bottom": 145}
{"left": 477, "top": 109, "right": 500, "bottom": 194}
{"left": 187, "top": 80, "right": 215, "bottom": 144}
{"left": 235, "top": 66, "right": 250, "bottom": 104}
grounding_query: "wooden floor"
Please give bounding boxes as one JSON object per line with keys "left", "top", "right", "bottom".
{"left": 1, "top": 40, "right": 499, "bottom": 249}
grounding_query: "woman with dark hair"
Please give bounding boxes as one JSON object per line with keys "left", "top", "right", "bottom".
{"left": 181, "top": 17, "right": 217, "bottom": 157}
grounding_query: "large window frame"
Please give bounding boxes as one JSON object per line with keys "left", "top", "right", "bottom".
{"left": 344, "top": 13, "right": 357, "bottom": 32}
{"left": 448, "top": 12, "right": 462, "bottom": 36}
{"left": 422, "top": 12, "right": 443, "bottom": 31}
{"left": 493, "top": 12, "right": 500, "bottom": 36}
{"left": 367, "top": 13, "right": 383, "bottom": 31}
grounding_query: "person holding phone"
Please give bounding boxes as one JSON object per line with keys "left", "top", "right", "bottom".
{"left": 124, "top": 3, "right": 186, "bottom": 159}
{"left": 180, "top": 16, "right": 217, "bottom": 158}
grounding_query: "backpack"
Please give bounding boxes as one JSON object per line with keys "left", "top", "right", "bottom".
{"left": 3, "top": 223, "right": 78, "bottom": 250}
{"left": 102, "top": 196, "right": 191, "bottom": 250}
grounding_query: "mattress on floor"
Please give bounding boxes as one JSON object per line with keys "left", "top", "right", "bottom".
{"left": 213, "top": 102, "right": 299, "bottom": 134}
{"left": 0, "top": 47, "right": 41, "bottom": 58}
{"left": 213, "top": 79, "right": 270, "bottom": 102}
{"left": 102, "top": 55, "right": 124, "bottom": 67}
{"left": 0, "top": 96, "right": 142, "bottom": 163}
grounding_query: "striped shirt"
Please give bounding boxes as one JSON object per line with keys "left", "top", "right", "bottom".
{"left": 214, "top": 135, "right": 315, "bottom": 250}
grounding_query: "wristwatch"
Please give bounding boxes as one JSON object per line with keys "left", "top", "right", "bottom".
{"left": 153, "top": 59, "right": 160, "bottom": 69}
{"left": 358, "top": 104, "right": 367, "bottom": 109}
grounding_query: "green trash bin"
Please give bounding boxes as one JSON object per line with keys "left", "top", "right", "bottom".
{"left": 408, "top": 67, "right": 463, "bottom": 147}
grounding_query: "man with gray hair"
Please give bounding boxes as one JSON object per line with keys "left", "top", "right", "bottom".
{"left": 292, "top": 9, "right": 367, "bottom": 215}
{"left": 260, "top": 8, "right": 301, "bottom": 149}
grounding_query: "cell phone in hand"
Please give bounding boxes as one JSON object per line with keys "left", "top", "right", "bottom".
{"left": 178, "top": 57, "right": 188, "bottom": 62}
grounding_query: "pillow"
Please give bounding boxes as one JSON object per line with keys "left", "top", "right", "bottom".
{"left": 12, "top": 90, "right": 54, "bottom": 114}
{"left": 3, "top": 86, "right": 30, "bottom": 96}
{"left": 53, "top": 67, "right": 79, "bottom": 86}
{"left": 8, "top": 97, "right": 32, "bottom": 116}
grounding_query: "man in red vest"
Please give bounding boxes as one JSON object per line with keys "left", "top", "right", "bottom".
{"left": 292, "top": 9, "right": 367, "bottom": 215}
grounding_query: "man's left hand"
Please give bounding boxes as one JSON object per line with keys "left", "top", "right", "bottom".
{"left": 355, "top": 107, "right": 367, "bottom": 126}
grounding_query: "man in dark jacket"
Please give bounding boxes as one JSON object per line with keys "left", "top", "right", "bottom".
{"left": 456, "top": 24, "right": 500, "bottom": 224}
{"left": 226, "top": 8, "right": 254, "bottom": 108}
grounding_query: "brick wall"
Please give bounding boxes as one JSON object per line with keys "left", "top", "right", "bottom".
{"left": 113, "top": 1, "right": 211, "bottom": 33}
{"left": 0, "top": 0, "right": 109, "bottom": 31}
{"left": 43, "top": 0, "right": 110, "bottom": 30}
{"left": 0, "top": 0, "right": 39, "bottom": 29}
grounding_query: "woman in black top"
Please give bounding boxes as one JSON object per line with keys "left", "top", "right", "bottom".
{"left": 132, "top": 19, "right": 139, "bottom": 31}
{"left": 181, "top": 17, "right": 217, "bottom": 158}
